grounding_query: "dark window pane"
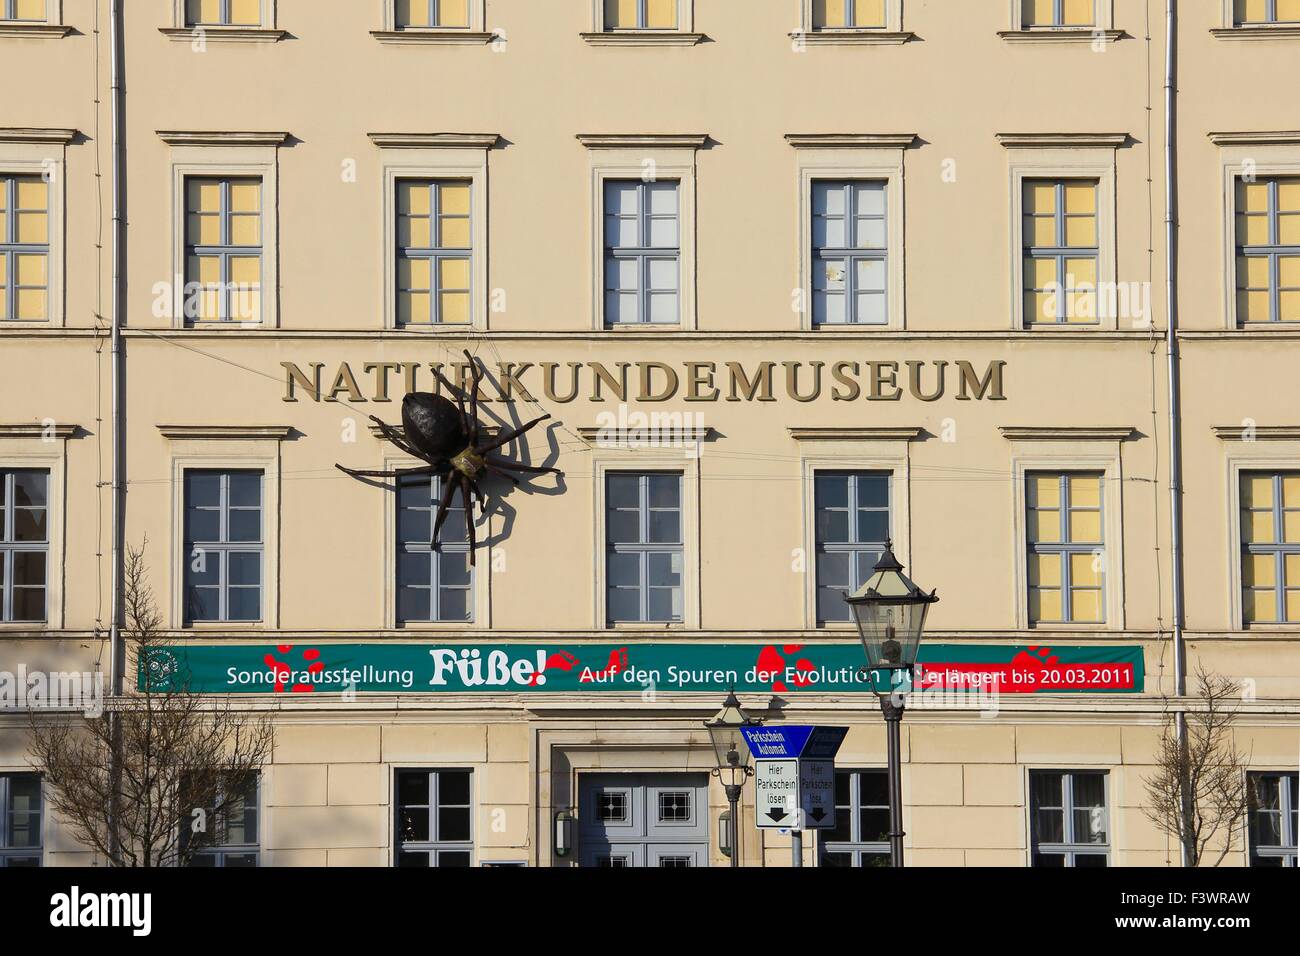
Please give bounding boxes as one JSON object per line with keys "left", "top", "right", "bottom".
{"left": 12, "top": 588, "right": 45, "bottom": 622}
{"left": 437, "top": 851, "right": 471, "bottom": 867}
{"left": 646, "top": 587, "right": 678, "bottom": 622}
{"left": 12, "top": 509, "right": 46, "bottom": 542}
{"left": 606, "top": 474, "right": 639, "bottom": 510}
{"left": 821, "top": 851, "right": 852, "bottom": 868}
{"left": 438, "top": 551, "right": 471, "bottom": 588}
{"left": 857, "top": 510, "right": 889, "bottom": 542}
{"left": 223, "top": 853, "right": 258, "bottom": 868}
{"left": 647, "top": 509, "right": 680, "bottom": 543}
{"left": 186, "top": 586, "right": 220, "bottom": 622}
{"left": 1034, "top": 809, "right": 1065, "bottom": 845}
{"left": 859, "top": 808, "right": 890, "bottom": 844}
{"left": 834, "top": 772, "right": 851, "bottom": 807}
{"left": 188, "top": 853, "right": 217, "bottom": 867}
{"left": 816, "top": 509, "right": 849, "bottom": 544}
{"left": 606, "top": 509, "right": 639, "bottom": 544}
{"left": 399, "top": 808, "right": 430, "bottom": 843}
{"left": 438, "top": 807, "right": 471, "bottom": 842}
{"left": 397, "top": 551, "right": 431, "bottom": 588}
{"left": 1030, "top": 772, "right": 1063, "bottom": 811}
{"left": 227, "top": 587, "right": 260, "bottom": 622}
{"left": 227, "top": 551, "right": 260, "bottom": 586}
{"left": 11, "top": 472, "right": 47, "bottom": 508}
{"left": 397, "top": 851, "right": 429, "bottom": 867}
{"left": 398, "top": 586, "right": 430, "bottom": 624}
{"left": 1072, "top": 772, "right": 1106, "bottom": 810}
{"left": 227, "top": 473, "right": 261, "bottom": 507}
{"left": 1033, "top": 852, "right": 1066, "bottom": 867}
{"left": 228, "top": 510, "right": 261, "bottom": 543}
{"left": 1074, "top": 853, "right": 1107, "bottom": 868}
{"left": 13, "top": 553, "right": 45, "bottom": 586}
{"left": 647, "top": 474, "right": 680, "bottom": 509}
{"left": 439, "top": 771, "right": 470, "bottom": 806}
{"left": 859, "top": 771, "right": 888, "bottom": 807}
{"left": 438, "top": 588, "right": 470, "bottom": 622}
{"left": 856, "top": 475, "right": 889, "bottom": 508}
{"left": 185, "top": 472, "right": 221, "bottom": 508}
{"left": 185, "top": 509, "right": 221, "bottom": 543}
{"left": 815, "top": 475, "right": 849, "bottom": 510}
{"left": 607, "top": 587, "right": 640, "bottom": 623}
{"left": 861, "top": 853, "right": 891, "bottom": 868}
{"left": 397, "top": 771, "right": 429, "bottom": 807}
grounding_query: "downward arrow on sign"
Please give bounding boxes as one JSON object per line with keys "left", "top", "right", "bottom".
{"left": 809, "top": 808, "right": 827, "bottom": 822}
{"left": 767, "top": 808, "right": 788, "bottom": 822}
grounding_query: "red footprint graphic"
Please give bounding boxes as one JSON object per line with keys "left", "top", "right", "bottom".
{"left": 756, "top": 645, "right": 809, "bottom": 693}
{"left": 263, "top": 645, "right": 324, "bottom": 693}
{"left": 580, "top": 648, "right": 628, "bottom": 682}
{"left": 528, "top": 650, "right": 580, "bottom": 686}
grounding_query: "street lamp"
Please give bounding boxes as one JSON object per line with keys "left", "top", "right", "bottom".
{"left": 704, "top": 687, "right": 762, "bottom": 868}
{"left": 845, "top": 540, "right": 938, "bottom": 867}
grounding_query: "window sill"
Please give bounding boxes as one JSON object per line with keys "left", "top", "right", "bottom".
{"left": 370, "top": 29, "right": 495, "bottom": 46}
{"left": 580, "top": 31, "right": 706, "bottom": 47}
{"left": 1211, "top": 25, "right": 1300, "bottom": 40}
{"left": 789, "top": 30, "right": 915, "bottom": 46}
{"left": 997, "top": 29, "right": 1124, "bottom": 43}
{"left": 0, "top": 22, "right": 71, "bottom": 38}
{"left": 602, "top": 323, "right": 687, "bottom": 332}
{"left": 159, "top": 26, "right": 288, "bottom": 43}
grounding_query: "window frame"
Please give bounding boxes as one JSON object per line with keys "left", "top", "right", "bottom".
{"left": 1003, "top": 0, "right": 1117, "bottom": 37}
{"left": 587, "top": 0, "right": 699, "bottom": 41}
{"left": 1226, "top": 452, "right": 1300, "bottom": 629}
{"left": 0, "top": 772, "right": 42, "bottom": 867}
{"left": 1247, "top": 770, "right": 1299, "bottom": 867}
{"left": 382, "top": 448, "right": 489, "bottom": 629}
{"left": 1004, "top": 141, "right": 1119, "bottom": 331}
{"left": 378, "top": 141, "right": 490, "bottom": 333}
{"left": 0, "top": 132, "right": 69, "bottom": 326}
{"left": 1010, "top": 445, "right": 1125, "bottom": 631}
{"left": 0, "top": 468, "right": 50, "bottom": 624}
{"left": 602, "top": 178, "right": 682, "bottom": 327}
{"left": 583, "top": 138, "right": 701, "bottom": 331}
{"left": 167, "top": 440, "right": 281, "bottom": 630}
{"left": 1025, "top": 471, "right": 1107, "bottom": 625}
{"left": 0, "top": 0, "right": 60, "bottom": 26}
{"left": 182, "top": 176, "right": 265, "bottom": 327}
{"left": 180, "top": 770, "right": 260, "bottom": 868}
{"left": 1233, "top": 177, "right": 1300, "bottom": 325}
{"left": 0, "top": 174, "right": 52, "bottom": 324}
{"left": 381, "top": 0, "right": 488, "bottom": 36}
{"left": 180, "top": 0, "right": 269, "bottom": 28}
{"left": 1028, "top": 769, "right": 1111, "bottom": 867}
{"left": 818, "top": 768, "right": 891, "bottom": 867}
{"left": 810, "top": 180, "right": 889, "bottom": 327}
{"left": 793, "top": 139, "right": 908, "bottom": 332}
{"left": 165, "top": 138, "right": 282, "bottom": 329}
{"left": 1237, "top": 470, "right": 1300, "bottom": 625}
{"left": 182, "top": 468, "right": 265, "bottom": 626}
{"left": 604, "top": 471, "right": 685, "bottom": 625}
{"left": 0, "top": 431, "right": 65, "bottom": 632}
{"left": 394, "top": 471, "right": 474, "bottom": 626}
{"left": 812, "top": 470, "right": 892, "bottom": 627}
{"left": 593, "top": 447, "right": 700, "bottom": 630}
{"left": 1231, "top": 0, "right": 1300, "bottom": 25}
{"left": 394, "top": 768, "right": 475, "bottom": 868}
{"left": 1022, "top": 179, "right": 1103, "bottom": 327}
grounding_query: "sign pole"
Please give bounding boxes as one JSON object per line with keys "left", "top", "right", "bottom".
{"left": 791, "top": 829, "right": 803, "bottom": 868}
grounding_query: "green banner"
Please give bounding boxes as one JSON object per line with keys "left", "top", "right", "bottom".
{"left": 139, "top": 641, "right": 1144, "bottom": 695}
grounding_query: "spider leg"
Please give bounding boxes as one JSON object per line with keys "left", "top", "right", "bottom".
{"left": 478, "top": 413, "right": 552, "bottom": 454}
{"left": 430, "top": 473, "right": 458, "bottom": 553}
{"left": 433, "top": 364, "right": 471, "bottom": 442}
{"left": 336, "top": 464, "right": 442, "bottom": 480}
{"left": 464, "top": 351, "right": 483, "bottom": 448}
{"left": 461, "top": 474, "right": 478, "bottom": 566}
{"left": 487, "top": 457, "right": 562, "bottom": 476}
{"left": 483, "top": 463, "right": 521, "bottom": 486}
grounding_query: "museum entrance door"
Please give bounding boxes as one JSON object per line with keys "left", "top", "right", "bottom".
{"left": 577, "top": 773, "right": 710, "bottom": 867}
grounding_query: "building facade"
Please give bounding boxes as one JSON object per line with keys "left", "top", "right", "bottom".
{"left": 1, "top": 0, "right": 1299, "bottom": 867}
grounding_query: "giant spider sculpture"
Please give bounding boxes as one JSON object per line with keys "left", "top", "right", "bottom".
{"left": 336, "top": 351, "right": 559, "bottom": 565}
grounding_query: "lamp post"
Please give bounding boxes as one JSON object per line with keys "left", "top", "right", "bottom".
{"left": 845, "top": 540, "right": 938, "bottom": 867}
{"left": 704, "top": 688, "right": 762, "bottom": 868}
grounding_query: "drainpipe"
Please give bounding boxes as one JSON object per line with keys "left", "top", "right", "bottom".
{"left": 108, "top": 0, "right": 124, "bottom": 864}
{"left": 1163, "top": 0, "right": 1191, "bottom": 868}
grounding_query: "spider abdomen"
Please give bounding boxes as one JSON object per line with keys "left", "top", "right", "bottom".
{"left": 401, "top": 393, "right": 468, "bottom": 461}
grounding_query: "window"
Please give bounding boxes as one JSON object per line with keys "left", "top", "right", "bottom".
{"left": 0, "top": 0, "right": 45, "bottom": 21}
{"left": 812, "top": 181, "right": 887, "bottom": 326}
{"left": 1023, "top": 180, "right": 1099, "bottom": 326}
{"left": 0, "top": 469, "right": 48, "bottom": 623}
{"left": 1240, "top": 472, "right": 1300, "bottom": 623}
{"left": 606, "top": 472, "right": 683, "bottom": 624}
{"left": 820, "top": 769, "right": 889, "bottom": 867}
{"left": 184, "top": 177, "right": 262, "bottom": 325}
{"left": 604, "top": 0, "right": 677, "bottom": 29}
{"left": 0, "top": 175, "right": 49, "bottom": 322}
{"left": 1030, "top": 770, "right": 1108, "bottom": 866}
{"left": 814, "top": 472, "right": 889, "bottom": 625}
{"left": 181, "top": 772, "right": 259, "bottom": 867}
{"left": 396, "top": 769, "right": 473, "bottom": 867}
{"left": 397, "top": 474, "right": 472, "bottom": 624}
{"left": 604, "top": 180, "right": 680, "bottom": 326}
{"left": 813, "top": 0, "right": 886, "bottom": 29}
{"left": 1235, "top": 178, "right": 1300, "bottom": 324}
{"left": 1237, "top": 0, "right": 1300, "bottom": 23}
{"left": 396, "top": 0, "right": 469, "bottom": 29}
{"left": 1248, "top": 772, "right": 1298, "bottom": 866}
{"left": 1027, "top": 473, "right": 1105, "bottom": 624}
{"left": 186, "top": 0, "right": 260, "bottom": 26}
{"left": 397, "top": 180, "right": 472, "bottom": 326}
{"left": 1022, "top": 0, "right": 1095, "bottom": 27}
{"left": 183, "top": 470, "right": 263, "bottom": 624}
{"left": 0, "top": 774, "right": 40, "bottom": 867}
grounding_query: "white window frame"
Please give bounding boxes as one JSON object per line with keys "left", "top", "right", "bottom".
{"left": 581, "top": 136, "right": 702, "bottom": 332}
{"left": 165, "top": 434, "right": 282, "bottom": 631}
{"left": 0, "top": 0, "right": 67, "bottom": 35}
{"left": 1003, "top": 0, "right": 1117, "bottom": 37}
{"left": 798, "top": 440, "right": 912, "bottom": 631}
{"left": 791, "top": 137, "right": 909, "bottom": 332}
{"left": 375, "top": 136, "right": 492, "bottom": 333}
{"left": 1225, "top": 447, "right": 1300, "bottom": 630}
{"left": 1009, "top": 441, "right": 1126, "bottom": 631}
{"left": 592, "top": 444, "right": 700, "bottom": 630}
{"left": 585, "top": 0, "right": 701, "bottom": 44}
{"left": 0, "top": 428, "right": 68, "bottom": 631}
{"left": 0, "top": 131, "right": 71, "bottom": 327}
{"left": 798, "top": 0, "right": 906, "bottom": 37}
{"left": 1026, "top": 768, "right": 1111, "bottom": 867}
{"left": 374, "top": 0, "right": 492, "bottom": 44}
{"left": 1001, "top": 137, "right": 1120, "bottom": 331}
{"left": 381, "top": 448, "right": 491, "bottom": 630}
{"left": 162, "top": 134, "right": 284, "bottom": 330}
{"left": 1220, "top": 0, "right": 1300, "bottom": 32}
{"left": 0, "top": 772, "right": 43, "bottom": 867}
{"left": 167, "top": 0, "right": 280, "bottom": 36}
{"left": 391, "top": 766, "right": 476, "bottom": 867}
{"left": 1211, "top": 135, "right": 1300, "bottom": 329}
{"left": 1246, "top": 769, "right": 1299, "bottom": 867}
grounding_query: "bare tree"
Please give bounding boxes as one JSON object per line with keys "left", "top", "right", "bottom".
{"left": 1143, "top": 663, "right": 1251, "bottom": 866}
{"left": 28, "top": 542, "right": 273, "bottom": 867}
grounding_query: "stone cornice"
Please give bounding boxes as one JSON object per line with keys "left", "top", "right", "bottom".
{"left": 1000, "top": 426, "right": 1135, "bottom": 442}
{"left": 158, "top": 27, "right": 287, "bottom": 42}
{"left": 0, "top": 127, "right": 77, "bottom": 145}
{"left": 156, "top": 131, "right": 290, "bottom": 147}
{"left": 0, "top": 23, "right": 72, "bottom": 38}
{"left": 785, "top": 133, "right": 918, "bottom": 149}
{"left": 997, "top": 29, "right": 1124, "bottom": 43}
{"left": 788, "top": 427, "right": 923, "bottom": 442}
{"left": 157, "top": 425, "right": 293, "bottom": 441}
{"left": 576, "top": 426, "right": 711, "bottom": 443}
{"left": 1210, "top": 26, "right": 1300, "bottom": 40}
{"left": 996, "top": 132, "right": 1129, "bottom": 149}
{"left": 370, "top": 29, "right": 496, "bottom": 45}
{"left": 0, "top": 423, "right": 80, "bottom": 440}
{"left": 576, "top": 134, "right": 709, "bottom": 149}
{"left": 579, "top": 31, "right": 705, "bottom": 46}
{"left": 1208, "top": 131, "right": 1300, "bottom": 146}
{"left": 789, "top": 30, "right": 914, "bottom": 45}
{"left": 369, "top": 423, "right": 499, "bottom": 440}
{"left": 1213, "top": 425, "right": 1300, "bottom": 441}
{"left": 367, "top": 132, "right": 500, "bottom": 149}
